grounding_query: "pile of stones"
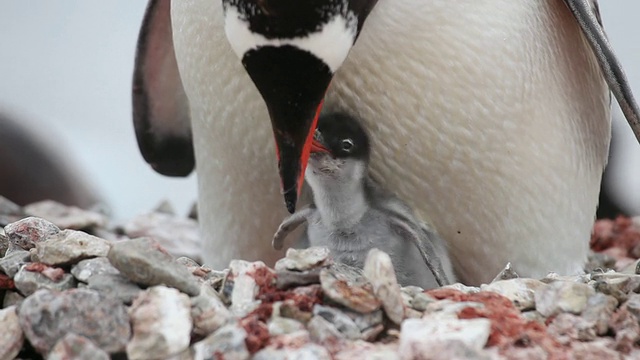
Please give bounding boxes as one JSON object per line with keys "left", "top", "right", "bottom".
{"left": 1, "top": 196, "right": 640, "bottom": 359}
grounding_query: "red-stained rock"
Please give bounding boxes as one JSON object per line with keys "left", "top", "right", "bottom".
{"left": 425, "top": 288, "right": 565, "bottom": 357}
{"left": 240, "top": 315, "right": 270, "bottom": 354}
{"left": 23, "top": 263, "right": 65, "bottom": 282}
{"left": 0, "top": 273, "right": 15, "bottom": 289}
{"left": 591, "top": 216, "right": 640, "bottom": 259}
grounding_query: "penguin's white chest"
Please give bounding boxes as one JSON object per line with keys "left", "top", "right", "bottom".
{"left": 171, "top": 0, "right": 609, "bottom": 284}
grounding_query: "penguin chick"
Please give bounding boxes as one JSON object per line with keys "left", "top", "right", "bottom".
{"left": 273, "top": 112, "right": 455, "bottom": 289}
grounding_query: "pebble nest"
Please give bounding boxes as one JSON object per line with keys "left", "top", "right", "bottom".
{"left": 1, "top": 196, "right": 640, "bottom": 359}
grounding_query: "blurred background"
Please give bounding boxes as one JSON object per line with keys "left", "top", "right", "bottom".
{"left": 0, "top": 1, "right": 638, "bottom": 222}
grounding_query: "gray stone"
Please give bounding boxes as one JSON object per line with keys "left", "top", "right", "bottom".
{"left": 274, "top": 247, "right": 331, "bottom": 272}
{"left": 4, "top": 216, "right": 60, "bottom": 251}
{"left": 343, "top": 308, "right": 384, "bottom": 332}
{"left": 87, "top": 274, "right": 143, "bottom": 305}
{"left": 0, "top": 249, "right": 31, "bottom": 277}
{"left": 276, "top": 268, "right": 322, "bottom": 289}
{"left": 47, "top": 333, "right": 110, "bottom": 360}
{"left": 313, "top": 305, "right": 362, "bottom": 340}
{"left": 71, "top": 257, "right": 120, "bottom": 283}
{"left": 591, "top": 273, "right": 640, "bottom": 303}
{"left": 411, "top": 292, "right": 436, "bottom": 312}
{"left": 0, "top": 196, "right": 24, "bottom": 227}
{"left": 123, "top": 212, "right": 202, "bottom": 262}
{"left": 35, "top": 230, "right": 111, "bottom": 266}
{"left": 153, "top": 200, "right": 175, "bottom": 215}
{"left": 363, "top": 249, "right": 405, "bottom": 324}
{"left": 319, "top": 265, "right": 380, "bottom": 314}
{"left": 534, "top": 280, "right": 595, "bottom": 317}
{"left": 193, "top": 323, "right": 250, "bottom": 360}
{"left": 14, "top": 265, "right": 76, "bottom": 296}
{"left": 191, "top": 282, "right": 233, "bottom": 337}
{"left": 2, "top": 290, "right": 24, "bottom": 308}
{"left": 17, "top": 288, "right": 130, "bottom": 354}
{"left": 481, "top": 278, "right": 547, "bottom": 311}
{"left": 490, "top": 262, "right": 519, "bottom": 282}
{"left": 24, "top": 200, "right": 107, "bottom": 230}
{"left": 0, "top": 306, "right": 23, "bottom": 360}
{"left": 307, "top": 315, "right": 343, "bottom": 346}
{"left": 581, "top": 293, "right": 618, "bottom": 335}
{"left": 267, "top": 317, "right": 306, "bottom": 336}
{"left": 107, "top": 237, "right": 200, "bottom": 296}
{"left": 0, "top": 232, "right": 7, "bottom": 258}
{"left": 127, "top": 286, "right": 192, "bottom": 360}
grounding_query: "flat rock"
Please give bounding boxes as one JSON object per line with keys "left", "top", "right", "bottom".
{"left": 363, "top": 249, "right": 405, "bottom": 324}
{"left": 35, "top": 230, "right": 111, "bottom": 266}
{"left": 534, "top": 280, "right": 595, "bottom": 317}
{"left": 481, "top": 278, "right": 547, "bottom": 311}
{"left": 17, "top": 288, "right": 130, "bottom": 354}
{"left": 2, "top": 290, "right": 24, "bottom": 308}
{"left": 274, "top": 247, "right": 331, "bottom": 272}
{"left": 4, "top": 216, "right": 60, "bottom": 250}
{"left": 14, "top": 264, "right": 76, "bottom": 296}
{"left": 0, "top": 306, "right": 23, "bottom": 360}
{"left": 276, "top": 268, "right": 322, "bottom": 289}
{"left": 48, "top": 333, "right": 110, "bottom": 360}
{"left": 193, "top": 323, "right": 250, "bottom": 360}
{"left": 87, "top": 274, "right": 142, "bottom": 305}
{"left": 123, "top": 212, "right": 202, "bottom": 262}
{"left": 307, "top": 315, "right": 344, "bottom": 349}
{"left": 191, "top": 282, "right": 233, "bottom": 337}
{"left": 107, "top": 237, "right": 200, "bottom": 296}
{"left": 70, "top": 257, "right": 120, "bottom": 283}
{"left": 127, "top": 286, "right": 192, "bottom": 360}
{"left": 24, "top": 200, "right": 107, "bottom": 230}
{"left": 313, "top": 305, "right": 362, "bottom": 340}
{"left": 320, "top": 265, "right": 380, "bottom": 314}
{"left": 0, "top": 249, "right": 31, "bottom": 277}
{"left": 399, "top": 317, "right": 492, "bottom": 353}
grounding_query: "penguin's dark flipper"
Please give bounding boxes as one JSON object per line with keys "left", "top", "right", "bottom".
{"left": 132, "top": 0, "right": 194, "bottom": 177}
{"left": 563, "top": 0, "right": 640, "bottom": 143}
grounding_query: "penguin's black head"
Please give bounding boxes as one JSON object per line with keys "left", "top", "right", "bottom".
{"left": 312, "top": 112, "right": 370, "bottom": 162}
{"left": 222, "top": 0, "right": 379, "bottom": 213}
{"left": 305, "top": 112, "right": 371, "bottom": 186}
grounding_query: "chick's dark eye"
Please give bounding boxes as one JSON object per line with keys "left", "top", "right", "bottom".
{"left": 341, "top": 139, "right": 354, "bottom": 152}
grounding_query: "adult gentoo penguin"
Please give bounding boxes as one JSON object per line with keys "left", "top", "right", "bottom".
{"left": 133, "top": 0, "right": 640, "bottom": 285}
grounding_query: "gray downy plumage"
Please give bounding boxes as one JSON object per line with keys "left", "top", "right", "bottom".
{"left": 273, "top": 112, "right": 455, "bottom": 289}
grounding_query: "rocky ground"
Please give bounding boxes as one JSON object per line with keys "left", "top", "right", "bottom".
{"left": 1, "top": 196, "right": 640, "bottom": 359}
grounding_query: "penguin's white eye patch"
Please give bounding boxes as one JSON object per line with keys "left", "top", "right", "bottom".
{"left": 341, "top": 139, "right": 354, "bottom": 151}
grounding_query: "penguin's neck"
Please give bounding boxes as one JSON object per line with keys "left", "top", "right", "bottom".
{"left": 309, "top": 175, "right": 368, "bottom": 230}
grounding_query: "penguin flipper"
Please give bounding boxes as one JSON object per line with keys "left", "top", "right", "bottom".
{"left": 132, "top": 0, "right": 194, "bottom": 177}
{"left": 564, "top": 0, "right": 640, "bottom": 143}
{"left": 388, "top": 217, "right": 451, "bottom": 287}
{"left": 273, "top": 206, "right": 314, "bottom": 250}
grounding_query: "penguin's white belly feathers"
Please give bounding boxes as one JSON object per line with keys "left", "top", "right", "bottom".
{"left": 171, "top": 0, "right": 610, "bottom": 285}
